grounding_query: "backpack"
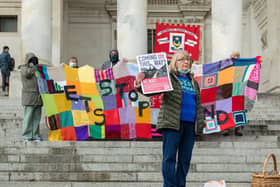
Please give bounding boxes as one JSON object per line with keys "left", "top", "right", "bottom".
{"left": 9, "top": 57, "right": 15, "bottom": 71}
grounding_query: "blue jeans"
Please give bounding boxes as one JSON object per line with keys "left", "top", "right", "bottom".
{"left": 162, "top": 121, "right": 195, "bottom": 187}
{"left": 1, "top": 70, "right": 10, "bottom": 92}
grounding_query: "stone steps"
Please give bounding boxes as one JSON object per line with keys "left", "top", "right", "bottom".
{"left": 1, "top": 118, "right": 279, "bottom": 140}
{"left": 1, "top": 125, "right": 279, "bottom": 144}
{"left": 0, "top": 163, "right": 276, "bottom": 173}
{"left": 0, "top": 141, "right": 279, "bottom": 186}
{"left": 0, "top": 171, "right": 253, "bottom": 182}
{"left": 1, "top": 105, "right": 280, "bottom": 121}
{"left": 0, "top": 94, "right": 280, "bottom": 186}
{"left": 0, "top": 182, "right": 250, "bottom": 187}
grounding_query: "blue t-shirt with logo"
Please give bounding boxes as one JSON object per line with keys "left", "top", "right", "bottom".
{"left": 177, "top": 74, "right": 197, "bottom": 122}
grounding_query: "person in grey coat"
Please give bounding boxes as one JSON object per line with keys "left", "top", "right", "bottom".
{"left": 18, "top": 52, "right": 42, "bottom": 142}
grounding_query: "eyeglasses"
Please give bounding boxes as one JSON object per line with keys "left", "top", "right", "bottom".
{"left": 176, "top": 57, "right": 193, "bottom": 63}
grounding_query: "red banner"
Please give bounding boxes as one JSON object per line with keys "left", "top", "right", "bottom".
{"left": 154, "top": 23, "right": 200, "bottom": 61}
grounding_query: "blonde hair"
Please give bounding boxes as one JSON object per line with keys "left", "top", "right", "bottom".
{"left": 169, "top": 50, "right": 193, "bottom": 74}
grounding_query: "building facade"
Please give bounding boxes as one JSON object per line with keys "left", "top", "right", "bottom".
{"left": 0, "top": 0, "right": 279, "bottom": 93}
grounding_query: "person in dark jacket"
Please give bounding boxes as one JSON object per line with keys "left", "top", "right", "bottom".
{"left": 18, "top": 53, "right": 42, "bottom": 142}
{"left": 0, "top": 46, "right": 12, "bottom": 96}
{"left": 100, "top": 49, "right": 120, "bottom": 69}
{"left": 135, "top": 50, "right": 205, "bottom": 187}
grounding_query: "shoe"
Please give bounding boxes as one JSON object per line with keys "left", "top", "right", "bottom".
{"left": 222, "top": 132, "right": 229, "bottom": 136}
{"left": 4, "top": 91, "right": 8, "bottom": 96}
{"left": 222, "top": 130, "right": 230, "bottom": 136}
{"left": 235, "top": 131, "right": 243, "bottom": 136}
{"left": 33, "top": 136, "right": 42, "bottom": 142}
{"left": 235, "top": 128, "right": 243, "bottom": 136}
{"left": 34, "top": 139, "right": 41, "bottom": 143}
{"left": 23, "top": 139, "right": 32, "bottom": 143}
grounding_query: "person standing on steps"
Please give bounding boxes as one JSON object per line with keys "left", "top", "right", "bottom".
{"left": 0, "top": 46, "right": 12, "bottom": 96}
{"left": 18, "top": 52, "right": 42, "bottom": 142}
{"left": 135, "top": 50, "right": 205, "bottom": 187}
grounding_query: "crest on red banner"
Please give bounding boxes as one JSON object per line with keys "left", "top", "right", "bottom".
{"left": 154, "top": 23, "right": 200, "bottom": 61}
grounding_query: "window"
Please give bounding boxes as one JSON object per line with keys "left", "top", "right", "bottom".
{"left": 0, "top": 16, "right": 18, "bottom": 32}
{"left": 147, "top": 29, "right": 156, "bottom": 53}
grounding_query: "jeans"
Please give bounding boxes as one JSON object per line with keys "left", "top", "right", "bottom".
{"left": 1, "top": 70, "right": 10, "bottom": 92}
{"left": 162, "top": 121, "right": 195, "bottom": 187}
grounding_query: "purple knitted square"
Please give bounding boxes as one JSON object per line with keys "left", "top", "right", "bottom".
{"left": 75, "top": 126, "right": 89, "bottom": 140}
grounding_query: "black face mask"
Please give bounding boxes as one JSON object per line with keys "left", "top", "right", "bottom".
{"left": 29, "top": 57, "right": 38, "bottom": 65}
{"left": 109, "top": 52, "right": 119, "bottom": 64}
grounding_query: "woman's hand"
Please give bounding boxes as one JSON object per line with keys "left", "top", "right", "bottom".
{"left": 122, "top": 58, "right": 128, "bottom": 63}
{"left": 134, "top": 72, "right": 145, "bottom": 88}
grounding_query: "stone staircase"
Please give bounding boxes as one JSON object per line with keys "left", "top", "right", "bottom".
{"left": 0, "top": 140, "right": 279, "bottom": 187}
{"left": 0, "top": 93, "right": 280, "bottom": 187}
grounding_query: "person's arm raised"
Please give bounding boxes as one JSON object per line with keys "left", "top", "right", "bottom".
{"left": 134, "top": 72, "right": 145, "bottom": 89}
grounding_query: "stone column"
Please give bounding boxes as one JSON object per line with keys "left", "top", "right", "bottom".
{"left": 211, "top": 0, "right": 242, "bottom": 61}
{"left": 117, "top": 0, "right": 147, "bottom": 60}
{"left": 10, "top": 0, "right": 52, "bottom": 99}
{"left": 52, "top": 0, "right": 63, "bottom": 66}
{"left": 21, "top": 0, "right": 52, "bottom": 64}
{"left": 264, "top": 0, "right": 280, "bottom": 93}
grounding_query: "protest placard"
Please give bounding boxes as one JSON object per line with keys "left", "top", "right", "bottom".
{"left": 136, "top": 52, "right": 173, "bottom": 94}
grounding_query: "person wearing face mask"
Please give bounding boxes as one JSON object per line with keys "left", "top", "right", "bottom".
{"left": 18, "top": 53, "right": 42, "bottom": 142}
{"left": 100, "top": 49, "right": 120, "bottom": 69}
{"left": 135, "top": 50, "right": 205, "bottom": 187}
{"left": 68, "top": 57, "right": 79, "bottom": 68}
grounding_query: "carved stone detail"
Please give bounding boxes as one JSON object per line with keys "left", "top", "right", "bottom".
{"left": 261, "top": 30, "right": 267, "bottom": 49}
{"left": 251, "top": 0, "right": 267, "bottom": 30}
{"left": 179, "top": 0, "right": 211, "bottom": 6}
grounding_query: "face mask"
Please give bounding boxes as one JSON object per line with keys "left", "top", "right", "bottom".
{"left": 29, "top": 58, "right": 38, "bottom": 66}
{"left": 69, "top": 62, "right": 77, "bottom": 68}
{"left": 110, "top": 53, "right": 119, "bottom": 64}
{"left": 178, "top": 68, "right": 190, "bottom": 74}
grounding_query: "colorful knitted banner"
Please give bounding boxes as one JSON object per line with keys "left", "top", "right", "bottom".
{"left": 192, "top": 56, "right": 262, "bottom": 134}
{"left": 36, "top": 63, "right": 163, "bottom": 141}
{"left": 36, "top": 56, "right": 262, "bottom": 140}
{"left": 154, "top": 23, "right": 200, "bottom": 60}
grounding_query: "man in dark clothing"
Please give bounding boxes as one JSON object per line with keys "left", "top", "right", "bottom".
{"left": 0, "top": 46, "right": 12, "bottom": 96}
{"left": 100, "top": 49, "right": 120, "bottom": 69}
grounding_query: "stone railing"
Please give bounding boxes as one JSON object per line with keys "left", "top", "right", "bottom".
{"left": 106, "top": 0, "right": 178, "bottom": 6}
{"left": 148, "top": 0, "right": 178, "bottom": 5}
